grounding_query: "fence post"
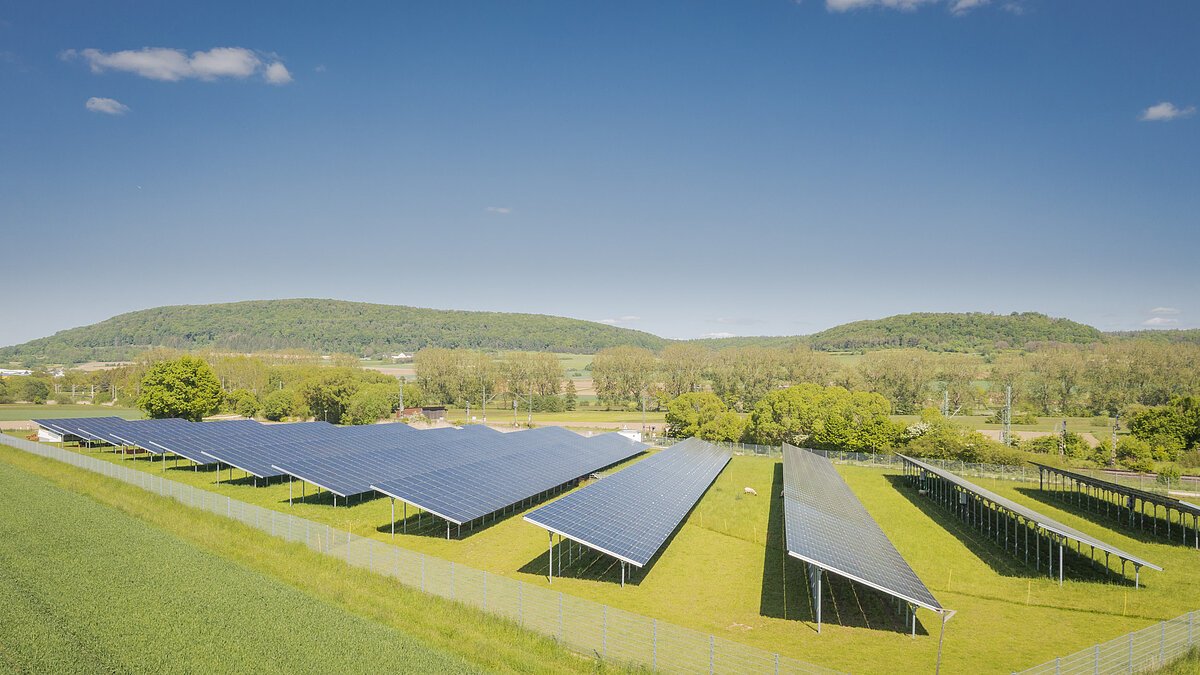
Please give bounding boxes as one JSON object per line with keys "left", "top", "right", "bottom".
{"left": 518, "top": 581, "right": 523, "bottom": 626}
{"left": 602, "top": 606, "right": 607, "bottom": 658}
{"left": 558, "top": 593, "right": 563, "bottom": 641}
{"left": 1095, "top": 645, "right": 1100, "bottom": 674}
{"left": 1160, "top": 621, "right": 1166, "bottom": 663}
{"left": 653, "top": 619, "right": 657, "bottom": 670}
{"left": 709, "top": 635, "right": 715, "bottom": 674}
{"left": 1129, "top": 632, "right": 1134, "bottom": 673}
{"left": 1190, "top": 611, "right": 1194, "bottom": 646}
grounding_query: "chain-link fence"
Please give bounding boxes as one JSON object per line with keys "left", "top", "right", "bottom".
{"left": 651, "top": 437, "right": 1040, "bottom": 483}
{"left": 1015, "top": 610, "right": 1198, "bottom": 674}
{"left": 0, "top": 434, "right": 840, "bottom": 675}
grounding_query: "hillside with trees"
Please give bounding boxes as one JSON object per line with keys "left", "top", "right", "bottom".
{"left": 0, "top": 299, "right": 668, "bottom": 364}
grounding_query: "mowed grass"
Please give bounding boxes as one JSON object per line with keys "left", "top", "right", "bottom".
{"left": 0, "top": 446, "right": 625, "bottom": 674}
{"left": 0, "top": 404, "right": 142, "bottom": 422}
{"left": 0, "top": 460, "right": 477, "bottom": 673}
{"left": 16, "top": 436, "right": 1200, "bottom": 674}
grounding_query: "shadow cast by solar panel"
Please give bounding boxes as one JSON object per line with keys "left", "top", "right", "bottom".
{"left": 761, "top": 465, "right": 924, "bottom": 635}
{"left": 1013, "top": 486, "right": 1188, "bottom": 548}
{"left": 887, "top": 475, "right": 1133, "bottom": 586}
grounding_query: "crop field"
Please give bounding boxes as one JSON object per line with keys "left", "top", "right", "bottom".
{"left": 0, "top": 446, "right": 621, "bottom": 674}
{"left": 15, "top": 433, "right": 1198, "bottom": 674}
{"left": 0, "top": 404, "right": 143, "bottom": 423}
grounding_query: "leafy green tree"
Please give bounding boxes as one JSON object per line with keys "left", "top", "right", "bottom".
{"left": 707, "top": 347, "right": 785, "bottom": 411}
{"left": 1116, "top": 436, "right": 1155, "bottom": 472}
{"left": 660, "top": 344, "right": 709, "bottom": 397}
{"left": 1023, "top": 431, "right": 1091, "bottom": 460}
{"left": 856, "top": 349, "right": 936, "bottom": 414}
{"left": 699, "top": 411, "right": 745, "bottom": 443}
{"left": 665, "top": 392, "right": 729, "bottom": 438}
{"left": 136, "top": 355, "right": 223, "bottom": 421}
{"left": 1128, "top": 396, "right": 1200, "bottom": 458}
{"left": 0, "top": 379, "right": 10, "bottom": 404}
{"left": 298, "top": 369, "right": 363, "bottom": 424}
{"left": 344, "top": 383, "right": 399, "bottom": 425}
{"left": 261, "top": 388, "right": 299, "bottom": 421}
{"left": 226, "top": 388, "right": 260, "bottom": 418}
{"left": 592, "top": 346, "right": 657, "bottom": 409}
{"left": 745, "top": 384, "right": 898, "bottom": 451}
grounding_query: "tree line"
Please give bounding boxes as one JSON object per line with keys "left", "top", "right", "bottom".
{"left": 590, "top": 341, "right": 1200, "bottom": 417}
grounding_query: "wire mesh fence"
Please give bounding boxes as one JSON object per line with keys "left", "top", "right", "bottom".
{"left": 1015, "top": 610, "right": 1198, "bottom": 674}
{"left": 0, "top": 434, "right": 840, "bottom": 675}
{"left": 651, "top": 436, "right": 1041, "bottom": 483}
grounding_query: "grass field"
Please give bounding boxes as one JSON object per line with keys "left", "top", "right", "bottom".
{"left": 0, "top": 404, "right": 143, "bottom": 423}
{"left": 15, "top": 434, "right": 1197, "bottom": 674}
{"left": 0, "top": 446, "right": 623, "bottom": 673}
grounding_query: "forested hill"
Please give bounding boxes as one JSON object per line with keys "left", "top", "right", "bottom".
{"left": 0, "top": 304, "right": 1128, "bottom": 365}
{"left": 1108, "top": 329, "right": 1200, "bottom": 345}
{"left": 0, "top": 299, "right": 669, "bottom": 364}
{"left": 693, "top": 312, "right": 1104, "bottom": 352}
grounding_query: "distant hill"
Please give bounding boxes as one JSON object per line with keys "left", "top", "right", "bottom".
{"left": 0, "top": 303, "right": 1128, "bottom": 366}
{"left": 0, "top": 299, "right": 668, "bottom": 364}
{"left": 1107, "top": 329, "right": 1200, "bottom": 345}
{"left": 694, "top": 312, "right": 1103, "bottom": 352}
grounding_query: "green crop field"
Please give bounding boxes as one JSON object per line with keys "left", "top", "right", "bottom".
{"left": 0, "top": 404, "right": 143, "bottom": 422}
{"left": 14, "top": 433, "right": 1198, "bottom": 674}
{"left": 0, "top": 446, "right": 623, "bottom": 674}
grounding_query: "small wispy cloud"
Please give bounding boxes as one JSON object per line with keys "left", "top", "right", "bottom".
{"left": 63, "top": 47, "right": 292, "bottom": 85}
{"left": 598, "top": 315, "right": 641, "bottom": 326}
{"left": 314, "top": 64, "right": 327, "bottom": 73}
{"left": 823, "top": 0, "right": 1000, "bottom": 13}
{"left": 1149, "top": 307, "right": 1181, "bottom": 315}
{"left": 1142, "top": 317, "right": 1180, "bottom": 327}
{"left": 701, "top": 332, "right": 737, "bottom": 339}
{"left": 485, "top": 206, "right": 512, "bottom": 215}
{"left": 1140, "top": 102, "right": 1196, "bottom": 122}
{"left": 85, "top": 97, "right": 130, "bottom": 115}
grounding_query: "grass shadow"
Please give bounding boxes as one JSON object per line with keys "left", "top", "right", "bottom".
{"left": 889, "top": 475, "right": 1133, "bottom": 586}
{"left": 1015, "top": 486, "right": 1196, "bottom": 549}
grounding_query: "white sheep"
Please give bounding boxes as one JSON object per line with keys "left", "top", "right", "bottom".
{"left": 744, "top": 487, "right": 758, "bottom": 496}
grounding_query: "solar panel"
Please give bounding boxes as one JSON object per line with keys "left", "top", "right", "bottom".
{"left": 523, "top": 437, "right": 730, "bottom": 567}
{"left": 1030, "top": 462, "right": 1200, "bottom": 518}
{"left": 373, "top": 431, "right": 647, "bottom": 524}
{"left": 783, "top": 445, "right": 941, "bottom": 612}
{"left": 900, "top": 454, "right": 1161, "bottom": 571}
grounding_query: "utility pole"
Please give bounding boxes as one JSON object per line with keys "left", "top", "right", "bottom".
{"left": 1110, "top": 413, "right": 1120, "bottom": 467}
{"left": 1002, "top": 385, "right": 1012, "bottom": 445}
{"left": 398, "top": 375, "right": 404, "bottom": 420}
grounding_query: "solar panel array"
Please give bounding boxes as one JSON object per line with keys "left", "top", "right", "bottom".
{"left": 371, "top": 429, "right": 648, "bottom": 524}
{"left": 1030, "top": 461, "right": 1200, "bottom": 518}
{"left": 782, "top": 445, "right": 941, "bottom": 611}
{"left": 900, "top": 454, "right": 1162, "bottom": 570}
{"left": 34, "top": 416, "right": 647, "bottom": 526}
{"left": 523, "top": 437, "right": 731, "bottom": 567}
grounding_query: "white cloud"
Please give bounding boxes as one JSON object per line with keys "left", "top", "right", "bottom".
{"left": 950, "top": 0, "right": 989, "bottom": 14}
{"left": 824, "top": 0, "right": 994, "bottom": 13}
{"left": 1140, "top": 102, "right": 1196, "bottom": 122}
{"left": 85, "top": 96, "right": 129, "bottom": 115}
{"left": 1150, "top": 307, "right": 1181, "bottom": 315}
{"left": 64, "top": 47, "right": 291, "bottom": 84}
{"left": 485, "top": 206, "right": 512, "bottom": 215}
{"left": 1142, "top": 317, "right": 1180, "bottom": 327}
{"left": 264, "top": 61, "right": 292, "bottom": 85}
{"left": 598, "top": 315, "right": 641, "bottom": 325}
{"left": 701, "top": 332, "right": 738, "bottom": 339}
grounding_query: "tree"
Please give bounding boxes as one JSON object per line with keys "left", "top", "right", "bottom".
{"left": 699, "top": 411, "right": 745, "bottom": 443}
{"left": 136, "top": 355, "right": 223, "bottom": 421}
{"left": 592, "top": 346, "right": 657, "bottom": 409}
{"left": 660, "top": 344, "right": 709, "bottom": 397}
{"left": 856, "top": 349, "right": 935, "bottom": 414}
{"left": 226, "top": 388, "right": 260, "bottom": 418}
{"left": 261, "top": 388, "right": 299, "bottom": 421}
{"left": 344, "top": 383, "right": 399, "bottom": 425}
{"left": 745, "top": 384, "right": 898, "bottom": 451}
{"left": 707, "top": 347, "right": 785, "bottom": 411}
{"left": 665, "top": 392, "right": 729, "bottom": 438}
{"left": 782, "top": 346, "right": 837, "bottom": 387}
{"left": 298, "top": 369, "right": 363, "bottom": 424}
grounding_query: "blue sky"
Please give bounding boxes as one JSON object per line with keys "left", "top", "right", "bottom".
{"left": 1, "top": 1, "right": 1197, "bottom": 346}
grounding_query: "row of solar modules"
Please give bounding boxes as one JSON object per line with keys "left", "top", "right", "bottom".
{"left": 524, "top": 437, "right": 733, "bottom": 568}
{"left": 34, "top": 416, "right": 648, "bottom": 526}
